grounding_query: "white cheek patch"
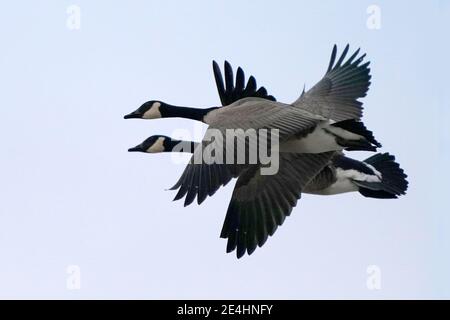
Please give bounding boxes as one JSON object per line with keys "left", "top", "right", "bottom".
{"left": 146, "top": 137, "right": 165, "bottom": 153}
{"left": 143, "top": 102, "right": 162, "bottom": 119}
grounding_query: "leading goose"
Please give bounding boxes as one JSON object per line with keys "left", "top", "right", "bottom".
{"left": 125, "top": 45, "right": 381, "bottom": 208}
{"left": 129, "top": 134, "right": 408, "bottom": 258}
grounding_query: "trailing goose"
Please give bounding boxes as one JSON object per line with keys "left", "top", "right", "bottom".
{"left": 129, "top": 136, "right": 407, "bottom": 199}
{"left": 125, "top": 45, "right": 381, "bottom": 209}
{"left": 129, "top": 135, "right": 408, "bottom": 258}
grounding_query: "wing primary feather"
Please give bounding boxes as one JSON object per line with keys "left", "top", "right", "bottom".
{"left": 184, "top": 167, "right": 199, "bottom": 206}
{"left": 255, "top": 87, "right": 268, "bottom": 98}
{"left": 236, "top": 205, "right": 249, "bottom": 259}
{"left": 235, "top": 67, "right": 245, "bottom": 96}
{"left": 334, "top": 44, "right": 350, "bottom": 69}
{"left": 246, "top": 202, "right": 258, "bottom": 256}
{"left": 344, "top": 48, "right": 361, "bottom": 66}
{"left": 244, "top": 76, "right": 257, "bottom": 94}
{"left": 224, "top": 61, "right": 235, "bottom": 95}
{"left": 212, "top": 60, "right": 226, "bottom": 105}
{"left": 327, "top": 44, "right": 338, "bottom": 72}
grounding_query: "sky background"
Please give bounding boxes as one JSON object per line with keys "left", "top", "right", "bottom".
{"left": 0, "top": 0, "right": 449, "bottom": 299}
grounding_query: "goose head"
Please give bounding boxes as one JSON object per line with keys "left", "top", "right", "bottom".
{"left": 128, "top": 135, "right": 169, "bottom": 153}
{"left": 124, "top": 100, "right": 166, "bottom": 119}
{"left": 128, "top": 135, "right": 196, "bottom": 154}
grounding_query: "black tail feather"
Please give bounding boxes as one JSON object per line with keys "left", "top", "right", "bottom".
{"left": 358, "top": 153, "right": 408, "bottom": 198}
{"left": 358, "top": 188, "right": 398, "bottom": 199}
{"left": 332, "top": 119, "right": 381, "bottom": 152}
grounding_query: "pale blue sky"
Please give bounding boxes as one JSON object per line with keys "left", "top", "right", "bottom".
{"left": 0, "top": 0, "right": 449, "bottom": 299}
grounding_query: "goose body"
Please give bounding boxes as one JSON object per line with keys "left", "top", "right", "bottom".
{"left": 131, "top": 135, "right": 407, "bottom": 199}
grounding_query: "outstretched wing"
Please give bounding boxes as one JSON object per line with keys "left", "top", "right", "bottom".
{"left": 170, "top": 100, "right": 322, "bottom": 206}
{"left": 170, "top": 145, "right": 242, "bottom": 206}
{"left": 292, "top": 44, "right": 371, "bottom": 122}
{"left": 213, "top": 60, "right": 276, "bottom": 106}
{"left": 221, "top": 152, "right": 334, "bottom": 258}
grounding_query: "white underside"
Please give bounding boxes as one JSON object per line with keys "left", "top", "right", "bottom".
{"left": 280, "top": 122, "right": 364, "bottom": 153}
{"left": 312, "top": 178, "right": 359, "bottom": 195}
{"left": 307, "top": 167, "right": 382, "bottom": 195}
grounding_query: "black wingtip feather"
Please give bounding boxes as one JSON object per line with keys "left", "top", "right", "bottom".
{"left": 212, "top": 60, "right": 277, "bottom": 106}
{"left": 235, "top": 67, "right": 245, "bottom": 93}
{"left": 224, "top": 61, "right": 234, "bottom": 93}
{"left": 327, "top": 45, "right": 338, "bottom": 72}
{"left": 245, "top": 76, "right": 257, "bottom": 93}
{"left": 334, "top": 44, "right": 350, "bottom": 69}
{"left": 345, "top": 48, "right": 360, "bottom": 66}
{"left": 173, "top": 187, "right": 187, "bottom": 201}
{"left": 212, "top": 60, "right": 226, "bottom": 105}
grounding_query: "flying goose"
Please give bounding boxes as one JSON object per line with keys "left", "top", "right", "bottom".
{"left": 129, "top": 134, "right": 408, "bottom": 258}
{"left": 129, "top": 135, "right": 407, "bottom": 199}
{"left": 124, "top": 45, "right": 369, "bottom": 124}
{"left": 125, "top": 45, "right": 381, "bottom": 208}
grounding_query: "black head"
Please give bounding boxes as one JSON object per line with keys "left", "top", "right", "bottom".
{"left": 128, "top": 135, "right": 170, "bottom": 153}
{"left": 124, "top": 100, "right": 167, "bottom": 119}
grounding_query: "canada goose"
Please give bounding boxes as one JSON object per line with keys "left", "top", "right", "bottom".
{"left": 124, "top": 45, "right": 369, "bottom": 124}
{"left": 125, "top": 45, "right": 381, "bottom": 208}
{"left": 130, "top": 135, "right": 407, "bottom": 199}
{"left": 130, "top": 134, "right": 408, "bottom": 257}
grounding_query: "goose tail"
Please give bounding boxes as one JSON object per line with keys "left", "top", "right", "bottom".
{"left": 357, "top": 153, "right": 409, "bottom": 199}
{"left": 331, "top": 119, "right": 381, "bottom": 152}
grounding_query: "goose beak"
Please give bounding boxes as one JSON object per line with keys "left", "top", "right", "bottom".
{"left": 128, "top": 145, "right": 143, "bottom": 152}
{"left": 124, "top": 112, "right": 141, "bottom": 119}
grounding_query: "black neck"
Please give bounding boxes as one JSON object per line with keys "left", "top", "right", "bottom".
{"left": 160, "top": 104, "right": 218, "bottom": 122}
{"left": 164, "top": 139, "right": 198, "bottom": 153}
